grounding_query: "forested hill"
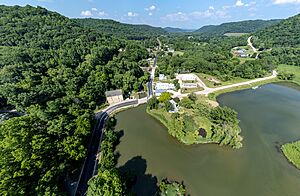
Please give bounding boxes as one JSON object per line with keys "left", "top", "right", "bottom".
{"left": 0, "top": 5, "right": 149, "bottom": 195}
{"left": 164, "top": 27, "right": 195, "bottom": 33}
{"left": 253, "top": 14, "right": 300, "bottom": 48}
{"left": 194, "top": 19, "right": 281, "bottom": 36}
{"left": 73, "top": 18, "right": 167, "bottom": 39}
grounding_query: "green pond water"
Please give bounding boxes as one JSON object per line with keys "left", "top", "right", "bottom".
{"left": 115, "top": 83, "right": 300, "bottom": 196}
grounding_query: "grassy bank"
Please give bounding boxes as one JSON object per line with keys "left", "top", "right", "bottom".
{"left": 277, "top": 64, "right": 300, "bottom": 86}
{"left": 281, "top": 141, "right": 300, "bottom": 170}
{"left": 208, "top": 77, "right": 279, "bottom": 101}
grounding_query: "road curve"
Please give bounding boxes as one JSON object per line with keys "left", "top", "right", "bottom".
{"left": 75, "top": 99, "right": 138, "bottom": 196}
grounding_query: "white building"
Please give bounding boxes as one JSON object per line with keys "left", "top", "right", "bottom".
{"left": 181, "top": 83, "right": 198, "bottom": 89}
{"left": 169, "top": 100, "right": 179, "bottom": 113}
{"left": 155, "top": 82, "right": 175, "bottom": 96}
{"left": 159, "top": 74, "right": 167, "bottom": 81}
{"left": 176, "top": 74, "right": 197, "bottom": 82}
{"left": 155, "top": 83, "right": 175, "bottom": 90}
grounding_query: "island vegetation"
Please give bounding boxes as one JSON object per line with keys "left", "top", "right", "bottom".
{"left": 147, "top": 93, "right": 243, "bottom": 149}
{"left": 281, "top": 141, "right": 300, "bottom": 170}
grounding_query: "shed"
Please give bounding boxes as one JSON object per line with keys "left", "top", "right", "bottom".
{"left": 105, "top": 89, "right": 124, "bottom": 105}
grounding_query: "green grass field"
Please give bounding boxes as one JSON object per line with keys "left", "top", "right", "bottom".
{"left": 224, "top": 33, "right": 248, "bottom": 37}
{"left": 277, "top": 64, "right": 300, "bottom": 86}
{"left": 196, "top": 72, "right": 252, "bottom": 88}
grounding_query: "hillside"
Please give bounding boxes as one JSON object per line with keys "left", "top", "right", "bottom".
{"left": 164, "top": 27, "right": 194, "bottom": 33}
{"left": 253, "top": 14, "right": 300, "bottom": 48}
{"left": 0, "top": 5, "right": 149, "bottom": 195}
{"left": 253, "top": 14, "right": 300, "bottom": 66}
{"left": 195, "top": 19, "right": 281, "bottom": 36}
{"left": 73, "top": 18, "right": 167, "bottom": 39}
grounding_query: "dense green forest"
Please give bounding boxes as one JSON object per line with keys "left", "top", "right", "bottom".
{"left": 73, "top": 18, "right": 167, "bottom": 40}
{"left": 194, "top": 19, "right": 281, "bottom": 36}
{"left": 0, "top": 5, "right": 149, "bottom": 195}
{"left": 252, "top": 14, "right": 300, "bottom": 66}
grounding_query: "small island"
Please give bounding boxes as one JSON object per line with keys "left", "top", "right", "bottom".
{"left": 281, "top": 141, "right": 300, "bottom": 170}
{"left": 147, "top": 92, "right": 243, "bottom": 149}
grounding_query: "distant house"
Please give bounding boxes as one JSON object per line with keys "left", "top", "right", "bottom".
{"left": 159, "top": 74, "right": 167, "bottom": 81}
{"left": 168, "top": 100, "right": 179, "bottom": 113}
{"left": 105, "top": 89, "right": 124, "bottom": 105}
{"left": 234, "top": 49, "right": 248, "bottom": 58}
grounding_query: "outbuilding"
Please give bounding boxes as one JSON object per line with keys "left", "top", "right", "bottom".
{"left": 105, "top": 89, "right": 124, "bottom": 105}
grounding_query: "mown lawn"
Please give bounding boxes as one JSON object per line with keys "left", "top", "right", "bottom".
{"left": 196, "top": 72, "right": 251, "bottom": 88}
{"left": 277, "top": 64, "right": 300, "bottom": 86}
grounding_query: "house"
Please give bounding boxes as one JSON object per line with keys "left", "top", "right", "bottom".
{"left": 168, "top": 100, "right": 179, "bottom": 113}
{"left": 176, "top": 74, "right": 197, "bottom": 82}
{"left": 233, "top": 49, "right": 248, "bottom": 58}
{"left": 155, "top": 83, "right": 175, "bottom": 96}
{"left": 105, "top": 89, "right": 124, "bottom": 105}
{"left": 181, "top": 83, "right": 198, "bottom": 89}
{"left": 159, "top": 74, "right": 167, "bottom": 81}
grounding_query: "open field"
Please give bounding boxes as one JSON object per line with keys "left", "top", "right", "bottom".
{"left": 277, "top": 64, "right": 300, "bottom": 86}
{"left": 173, "top": 51, "right": 184, "bottom": 56}
{"left": 224, "top": 33, "right": 248, "bottom": 37}
{"left": 196, "top": 72, "right": 254, "bottom": 88}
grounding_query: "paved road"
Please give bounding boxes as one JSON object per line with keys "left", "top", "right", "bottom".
{"left": 169, "top": 70, "right": 278, "bottom": 98}
{"left": 75, "top": 38, "right": 161, "bottom": 195}
{"left": 148, "top": 38, "right": 161, "bottom": 97}
{"left": 75, "top": 99, "right": 138, "bottom": 196}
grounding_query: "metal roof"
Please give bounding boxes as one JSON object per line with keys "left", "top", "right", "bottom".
{"left": 105, "top": 89, "right": 123, "bottom": 97}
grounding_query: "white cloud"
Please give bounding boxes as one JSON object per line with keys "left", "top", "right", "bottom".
{"left": 81, "top": 10, "right": 92, "bottom": 17}
{"left": 91, "top": 8, "right": 97, "bottom": 11}
{"left": 149, "top": 5, "right": 156, "bottom": 11}
{"left": 146, "top": 5, "right": 156, "bottom": 11}
{"left": 273, "top": 0, "right": 300, "bottom": 4}
{"left": 235, "top": 0, "right": 245, "bottom": 7}
{"left": 98, "top": 11, "right": 106, "bottom": 16}
{"left": 127, "top": 12, "right": 138, "bottom": 17}
{"left": 163, "top": 6, "right": 231, "bottom": 22}
{"left": 149, "top": 12, "right": 153, "bottom": 16}
{"left": 163, "top": 12, "right": 189, "bottom": 22}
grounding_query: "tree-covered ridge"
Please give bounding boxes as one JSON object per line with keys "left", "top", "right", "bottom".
{"left": 73, "top": 18, "right": 167, "bottom": 40}
{"left": 194, "top": 19, "right": 281, "bottom": 36}
{"left": 253, "top": 14, "right": 300, "bottom": 48}
{"left": 0, "top": 5, "right": 149, "bottom": 195}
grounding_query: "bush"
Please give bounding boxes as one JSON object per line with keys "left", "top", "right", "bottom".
{"left": 147, "top": 96, "right": 159, "bottom": 110}
{"left": 159, "top": 92, "right": 172, "bottom": 103}
{"left": 188, "top": 93, "right": 197, "bottom": 102}
{"left": 164, "top": 101, "right": 174, "bottom": 112}
{"left": 179, "top": 97, "right": 193, "bottom": 109}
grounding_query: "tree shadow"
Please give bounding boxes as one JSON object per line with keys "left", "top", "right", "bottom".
{"left": 119, "top": 156, "right": 158, "bottom": 196}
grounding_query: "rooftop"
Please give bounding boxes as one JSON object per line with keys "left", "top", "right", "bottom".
{"left": 105, "top": 89, "right": 123, "bottom": 97}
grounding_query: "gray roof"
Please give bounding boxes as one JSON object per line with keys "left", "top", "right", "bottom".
{"left": 105, "top": 89, "right": 123, "bottom": 97}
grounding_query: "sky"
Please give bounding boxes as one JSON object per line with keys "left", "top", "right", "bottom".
{"left": 1, "top": 0, "right": 300, "bottom": 29}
